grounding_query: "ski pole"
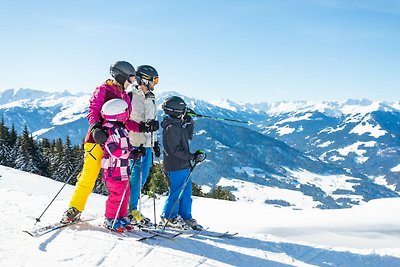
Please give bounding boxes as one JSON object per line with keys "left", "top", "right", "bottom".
{"left": 150, "top": 132, "right": 158, "bottom": 228}
{"left": 186, "top": 111, "right": 250, "bottom": 124}
{"left": 111, "top": 175, "right": 131, "bottom": 230}
{"left": 138, "top": 154, "right": 143, "bottom": 217}
{"left": 162, "top": 162, "right": 199, "bottom": 230}
{"left": 34, "top": 143, "right": 97, "bottom": 224}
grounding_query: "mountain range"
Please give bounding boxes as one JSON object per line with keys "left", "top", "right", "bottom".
{"left": 1, "top": 88, "right": 399, "bottom": 208}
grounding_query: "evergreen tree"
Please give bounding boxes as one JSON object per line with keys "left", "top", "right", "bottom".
{"left": 143, "top": 162, "right": 169, "bottom": 195}
{"left": 56, "top": 136, "right": 76, "bottom": 182}
{"left": 28, "top": 137, "right": 46, "bottom": 175}
{"left": 7, "top": 125, "right": 18, "bottom": 168}
{"left": 206, "top": 186, "right": 236, "bottom": 201}
{"left": 14, "top": 126, "right": 30, "bottom": 171}
{"left": 38, "top": 138, "right": 52, "bottom": 177}
{"left": 0, "top": 117, "right": 8, "bottom": 140}
{"left": 14, "top": 125, "right": 46, "bottom": 175}
{"left": 50, "top": 138, "right": 65, "bottom": 181}
{"left": 0, "top": 117, "right": 10, "bottom": 165}
{"left": 8, "top": 124, "right": 17, "bottom": 146}
{"left": 192, "top": 182, "right": 205, "bottom": 197}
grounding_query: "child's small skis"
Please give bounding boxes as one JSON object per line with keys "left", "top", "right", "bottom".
{"left": 24, "top": 217, "right": 94, "bottom": 238}
{"left": 106, "top": 224, "right": 157, "bottom": 241}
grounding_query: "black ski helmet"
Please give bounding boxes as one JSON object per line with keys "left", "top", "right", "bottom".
{"left": 136, "top": 65, "right": 159, "bottom": 86}
{"left": 110, "top": 61, "right": 136, "bottom": 85}
{"left": 162, "top": 96, "right": 187, "bottom": 118}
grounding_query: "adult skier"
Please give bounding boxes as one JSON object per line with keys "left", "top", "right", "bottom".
{"left": 127, "top": 65, "right": 160, "bottom": 224}
{"left": 160, "top": 96, "right": 206, "bottom": 230}
{"left": 61, "top": 61, "right": 159, "bottom": 224}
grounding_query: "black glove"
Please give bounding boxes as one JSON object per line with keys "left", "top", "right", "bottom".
{"left": 90, "top": 122, "right": 107, "bottom": 145}
{"left": 139, "top": 120, "right": 159, "bottom": 133}
{"left": 153, "top": 141, "right": 161, "bottom": 157}
{"left": 183, "top": 113, "right": 193, "bottom": 124}
{"left": 193, "top": 149, "right": 206, "bottom": 163}
{"left": 183, "top": 108, "right": 195, "bottom": 123}
{"left": 131, "top": 144, "right": 146, "bottom": 159}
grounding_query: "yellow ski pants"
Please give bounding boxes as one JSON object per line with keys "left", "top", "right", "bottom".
{"left": 69, "top": 143, "right": 104, "bottom": 212}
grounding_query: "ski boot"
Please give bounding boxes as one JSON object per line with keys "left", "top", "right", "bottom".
{"left": 104, "top": 218, "right": 125, "bottom": 233}
{"left": 184, "top": 218, "right": 203, "bottom": 231}
{"left": 60, "top": 207, "right": 81, "bottom": 224}
{"left": 128, "top": 210, "right": 152, "bottom": 226}
{"left": 118, "top": 216, "right": 138, "bottom": 231}
{"left": 119, "top": 216, "right": 131, "bottom": 226}
{"left": 160, "top": 216, "right": 189, "bottom": 230}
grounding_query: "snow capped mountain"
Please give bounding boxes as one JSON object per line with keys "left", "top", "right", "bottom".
{"left": 0, "top": 88, "right": 398, "bottom": 209}
{"left": 254, "top": 99, "right": 400, "bottom": 193}
{"left": 0, "top": 88, "right": 89, "bottom": 143}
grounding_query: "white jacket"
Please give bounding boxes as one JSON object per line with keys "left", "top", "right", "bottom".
{"left": 128, "top": 86, "right": 157, "bottom": 147}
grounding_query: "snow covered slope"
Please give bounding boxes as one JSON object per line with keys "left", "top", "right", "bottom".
{"left": 1, "top": 165, "right": 400, "bottom": 266}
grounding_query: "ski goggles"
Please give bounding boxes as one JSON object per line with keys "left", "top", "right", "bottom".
{"left": 152, "top": 76, "right": 159, "bottom": 85}
{"left": 136, "top": 76, "right": 159, "bottom": 86}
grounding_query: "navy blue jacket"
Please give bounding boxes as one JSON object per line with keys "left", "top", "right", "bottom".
{"left": 161, "top": 116, "right": 194, "bottom": 172}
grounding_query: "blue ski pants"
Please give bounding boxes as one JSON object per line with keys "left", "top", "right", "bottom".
{"left": 161, "top": 168, "right": 192, "bottom": 220}
{"left": 129, "top": 147, "right": 152, "bottom": 211}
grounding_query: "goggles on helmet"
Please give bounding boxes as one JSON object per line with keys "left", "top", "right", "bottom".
{"left": 101, "top": 99, "right": 129, "bottom": 122}
{"left": 162, "top": 105, "right": 187, "bottom": 114}
{"left": 103, "top": 110, "right": 129, "bottom": 122}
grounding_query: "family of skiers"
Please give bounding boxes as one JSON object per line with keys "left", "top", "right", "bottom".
{"left": 60, "top": 61, "right": 206, "bottom": 232}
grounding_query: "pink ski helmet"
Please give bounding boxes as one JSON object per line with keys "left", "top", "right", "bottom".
{"left": 101, "top": 99, "right": 129, "bottom": 122}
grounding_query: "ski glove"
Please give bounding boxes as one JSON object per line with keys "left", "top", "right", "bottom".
{"left": 125, "top": 120, "right": 139, "bottom": 132}
{"left": 139, "top": 119, "right": 159, "bottom": 133}
{"left": 90, "top": 122, "right": 108, "bottom": 145}
{"left": 153, "top": 141, "right": 161, "bottom": 158}
{"left": 131, "top": 144, "right": 146, "bottom": 159}
{"left": 183, "top": 114, "right": 193, "bottom": 124}
{"left": 183, "top": 108, "right": 196, "bottom": 124}
{"left": 193, "top": 150, "right": 206, "bottom": 163}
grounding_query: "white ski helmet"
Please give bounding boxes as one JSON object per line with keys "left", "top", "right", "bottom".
{"left": 101, "top": 99, "right": 129, "bottom": 122}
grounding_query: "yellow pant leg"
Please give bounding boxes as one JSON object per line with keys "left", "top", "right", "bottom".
{"left": 69, "top": 143, "right": 104, "bottom": 212}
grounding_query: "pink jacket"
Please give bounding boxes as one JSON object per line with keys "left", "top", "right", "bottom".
{"left": 84, "top": 80, "right": 139, "bottom": 143}
{"left": 101, "top": 121, "right": 134, "bottom": 181}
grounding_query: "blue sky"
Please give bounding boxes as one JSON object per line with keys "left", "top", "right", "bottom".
{"left": 0, "top": 0, "right": 399, "bottom": 103}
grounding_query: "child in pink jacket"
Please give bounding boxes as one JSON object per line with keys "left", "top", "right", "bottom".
{"left": 100, "top": 98, "right": 144, "bottom": 231}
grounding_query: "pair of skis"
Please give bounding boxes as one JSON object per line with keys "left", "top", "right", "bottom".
{"left": 143, "top": 227, "right": 237, "bottom": 239}
{"left": 23, "top": 218, "right": 180, "bottom": 241}
{"left": 24, "top": 218, "right": 237, "bottom": 241}
{"left": 24, "top": 217, "right": 95, "bottom": 238}
{"left": 135, "top": 222, "right": 238, "bottom": 239}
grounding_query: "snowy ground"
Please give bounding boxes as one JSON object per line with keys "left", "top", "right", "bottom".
{"left": 0, "top": 165, "right": 400, "bottom": 267}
